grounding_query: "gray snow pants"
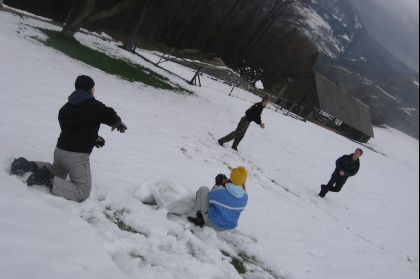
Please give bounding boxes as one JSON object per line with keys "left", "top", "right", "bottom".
{"left": 34, "top": 147, "right": 91, "bottom": 202}
{"left": 194, "top": 186, "right": 224, "bottom": 231}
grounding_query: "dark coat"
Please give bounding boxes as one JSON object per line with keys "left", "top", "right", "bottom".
{"left": 245, "top": 102, "right": 264, "bottom": 125}
{"left": 56, "top": 89, "right": 121, "bottom": 154}
{"left": 332, "top": 154, "right": 361, "bottom": 181}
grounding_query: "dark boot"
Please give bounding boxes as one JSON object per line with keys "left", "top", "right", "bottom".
{"left": 319, "top": 185, "right": 329, "bottom": 198}
{"left": 27, "top": 166, "right": 54, "bottom": 188}
{"left": 232, "top": 135, "right": 244, "bottom": 151}
{"left": 218, "top": 139, "right": 224, "bottom": 147}
{"left": 10, "top": 157, "right": 38, "bottom": 176}
{"left": 187, "top": 212, "right": 205, "bottom": 228}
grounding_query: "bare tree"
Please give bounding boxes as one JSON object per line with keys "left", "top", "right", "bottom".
{"left": 203, "top": 0, "right": 246, "bottom": 52}
{"left": 231, "top": 0, "right": 266, "bottom": 61}
{"left": 235, "top": 0, "right": 296, "bottom": 62}
{"left": 122, "top": 0, "right": 154, "bottom": 52}
{"left": 155, "top": 0, "right": 192, "bottom": 44}
{"left": 62, "top": 0, "right": 136, "bottom": 39}
{"left": 64, "top": 0, "right": 79, "bottom": 25}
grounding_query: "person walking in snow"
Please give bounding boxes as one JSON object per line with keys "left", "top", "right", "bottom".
{"left": 218, "top": 96, "right": 270, "bottom": 151}
{"left": 10, "top": 75, "right": 127, "bottom": 202}
{"left": 319, "top": 148, "right": 363, "bottom": 198}
{"left": 188, "top": 166, "right": 249, "bottom": 231}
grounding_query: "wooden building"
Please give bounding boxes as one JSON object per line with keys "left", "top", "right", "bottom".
{"left": 276, "top": 71, "right": 374, "bottom": 143}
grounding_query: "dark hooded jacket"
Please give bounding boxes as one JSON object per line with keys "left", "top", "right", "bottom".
{"left": 333, "top": 154, "right": 361, "bottom": 179}
{"left": 245, "top": 102, "right": 264, "bottom": 125}
{"left": 56, "top": 89, "right": 121, "bottom": 154}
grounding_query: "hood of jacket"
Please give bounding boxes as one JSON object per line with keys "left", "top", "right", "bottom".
{"left": 225, "top": 183, "right": 246, "bottom": 198}
{"left": 68, "top": 89, "right": 94, "bottom": 106}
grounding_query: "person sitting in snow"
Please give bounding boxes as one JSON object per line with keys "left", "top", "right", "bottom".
{"left": 319, "top": 148, "right": 363, "bottom": 198}
{"left": 188, "top": 166, "right": 249, "bottom": 231}
{"left": 10, "top": 75, "right": 127, "bottom": 202}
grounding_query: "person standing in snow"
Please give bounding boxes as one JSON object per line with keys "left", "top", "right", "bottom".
{"left": 218, "top": 96, "right": 270, "bottom": 151}
{"left": 10, "top": 75, "right": 127, "bottom": 202}
{"left": 319, "top": 149, "right": 363, "bottom": 198}
{"left": 188, "top": 166, "right": 249, "bottom": 231}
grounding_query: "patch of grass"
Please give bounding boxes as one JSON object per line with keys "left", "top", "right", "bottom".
{"left": 104, "top": 209, "right": 146, "bottom": 236}
{"left": 222, "top": 251, "right": 247, "bottom": 274}
{"left": 37, "top": 28, "right": 192, "bottom": 94}
{"left": 223, "top": 251, "right": 282, "bottom": 278}
{"left": 231, "top": 256, "right": 247, "bottom": 274}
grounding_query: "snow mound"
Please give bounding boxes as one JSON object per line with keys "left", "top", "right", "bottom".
{"left": 133, "top": 179, "right": 195, "bottom": 215}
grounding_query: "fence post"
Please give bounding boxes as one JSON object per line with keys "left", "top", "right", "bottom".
{"left": 286, "top": 104, "right": 296, "bottom": 116}
{"left": 157, "top": 47, "right": 175, "bottom": 65}
{"left": 296, "top": 106, "right": 304, "bottom": 119}
{"left": 229, "top": 85, "right": 236, "bottom": 96}
{"left": 189, "top": 66, "right": 204, "bottom": 86}
{"left": 276, "top": 99, "right": 284, "bottom": 112}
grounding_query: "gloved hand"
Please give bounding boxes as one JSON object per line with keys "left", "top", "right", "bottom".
{"left": 112, "top": 121, "right": 127, "bottom": 133}
{"left": 95, "top": 136, "right": 105, "bottom": 148}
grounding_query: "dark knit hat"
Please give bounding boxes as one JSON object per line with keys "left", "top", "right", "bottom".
{"left": 215, "top": 174, "right": 228, "bottom": 186}
{"left": 75, "top": 75, "right": 95, "bottom": 92}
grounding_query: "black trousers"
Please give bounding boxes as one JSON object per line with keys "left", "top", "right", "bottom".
{"left": 319, "top": 173, "right": 347, "bottom": 197}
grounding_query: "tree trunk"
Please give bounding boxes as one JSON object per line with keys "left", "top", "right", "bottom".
{"left": 216, "top": 0, "right": 252, "bottom": 49}
{"left": 64, "top": 0, "right": 79, "bottom": 25}
{"left": 157, "top": 2, "right": 182, "bottom": 40}
{"left": 203, "top": 0, "right": 243, "bottom": 52}
{"left": 161, "top": 0, "right": 191, "bottom": 43}
{"left": 123, "top": 23, "right": 143, "bottom": 53}
{"left": 247, "top": 25, "right": 288, "bottom": 65}
{"left": 62, "top": 0, "right": 95, "bottom": 39}
{"left": 236, "top": 0, "right": 294, "bottom": 63}
{"left": 87, "top": 0, "right": 136, "bottom": 22}
{"left": 123, "top": 0, "right": 151, "bottom": 52}
{"left": 232, "top": 2, "right": 264, "bottom": 62}
{"left": 62, "top": 0, "right": 136, "bottom": 39}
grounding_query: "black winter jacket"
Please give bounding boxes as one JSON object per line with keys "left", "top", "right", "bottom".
{"left": 245, "top": 102, "right": 264, "bottom": 125}
{"left": 333, "top": 154, "right": 360, "bottom": 178}
{"left": 56, "top": 89, "right": 121, "bottom": 154}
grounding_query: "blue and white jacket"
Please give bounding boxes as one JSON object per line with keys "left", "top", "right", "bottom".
{"left": 208, "top": 183, "right": 248, "bottom": 230}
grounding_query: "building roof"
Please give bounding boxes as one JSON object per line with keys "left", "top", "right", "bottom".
{"left": 314, "top": 72, "right": 374, "bottom": 138}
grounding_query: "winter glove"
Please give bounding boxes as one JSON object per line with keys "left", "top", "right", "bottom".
{"left": 112, "top": 121, "right": 127, "bottom": 133}
{"left": 95, "top": 136, "right": 105, "bottom": 148}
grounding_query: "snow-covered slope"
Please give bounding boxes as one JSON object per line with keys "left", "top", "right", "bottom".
{"left": 293, "top": 0, "right": 363, "bottom": 59}
{"left": 0, "top": 10, "right": 419, "bottom": 279}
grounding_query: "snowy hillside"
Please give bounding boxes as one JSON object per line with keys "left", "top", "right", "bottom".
{"left": 0, "top": 9, "right": 419, "bottom": 279}
{"left": 293, "top": 0, "right": 363, "bottom": 59}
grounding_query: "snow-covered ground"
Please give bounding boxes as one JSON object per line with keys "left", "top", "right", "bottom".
{"left": 0, "top": 9, "right": 419, "bottom": 279}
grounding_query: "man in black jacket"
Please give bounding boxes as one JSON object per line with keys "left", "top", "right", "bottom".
{"left": 218, "top": 97, "right": 270, "bottom": 151}
{"left": 10, "top": 75, "right": 127, "bottom": 202}
{"left": 319, "top": 149, "right": 363, "bottom": 198}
